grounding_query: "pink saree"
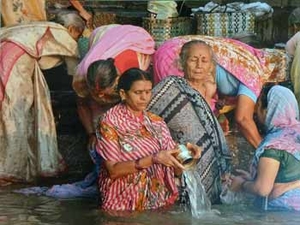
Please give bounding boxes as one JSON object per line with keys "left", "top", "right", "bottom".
{"left": 97, "top": 103, "right": 178, "bottom": 211}
{"left": 153, "top": 35, "right": 289, "bottom": 97}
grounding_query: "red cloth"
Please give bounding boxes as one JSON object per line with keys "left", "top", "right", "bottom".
{"left": 114, "top": 50, "right": 139, "bottom": 74}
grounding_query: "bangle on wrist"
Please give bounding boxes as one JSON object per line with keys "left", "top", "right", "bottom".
{"left": 152, "top": 153, "right": 158, "bottom": 164}
{"left": 134, "top": 159, "right": 143, "bottom": 170}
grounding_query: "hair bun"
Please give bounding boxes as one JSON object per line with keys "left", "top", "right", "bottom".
{"left": 107, "top": 58, "right": 115, "bottom": 64}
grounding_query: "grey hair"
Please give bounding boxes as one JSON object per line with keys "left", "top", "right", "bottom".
{"left": 86, "top": 58, "right": 118, "bottom": 90}
{"left": 55, "top": 10, "right": 85, "bottom": 32}
{"left": 179, "top": 40, "right": 216, "bottom": 69}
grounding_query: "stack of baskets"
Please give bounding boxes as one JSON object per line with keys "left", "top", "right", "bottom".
{"left": 93, "top": 11, "right": 146, "bottom": 27}
{"left": 142, "top": 16, "right": 194, "bottom": 48}
{"left": 93, "top": 11, "right": 117, "bottom": 26}
{"left": 194, "top": 11, "right": 256, "bottom": 37}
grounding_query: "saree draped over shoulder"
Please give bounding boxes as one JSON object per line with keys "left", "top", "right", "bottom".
{"left": 252, "top": 86, "right": 300, "bottom": 210}
{"left": 0, "top": 22, "right": 80, "bottom": 182}
{"left": 147, "top": 76, "right": 232, "bottom": 203}
{"left": 153, "top": 35, "right": 289, "bottom": 97}
{"left": 97, "top": 104, "right": 178, "bottom": 211}
{"left": 73, "top": 24, "right": 155, "bottom": 99}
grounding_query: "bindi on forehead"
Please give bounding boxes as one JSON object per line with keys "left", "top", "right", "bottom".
{"left": 189, "top": 54, "right": 211, "bottom": 60}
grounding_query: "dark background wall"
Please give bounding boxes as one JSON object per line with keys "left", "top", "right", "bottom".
{"left": 47, "top": 0, "right": 300, "bottom": 45}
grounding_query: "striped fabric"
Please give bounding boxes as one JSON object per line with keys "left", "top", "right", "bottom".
{"left": 96, "top": 103, "right": 178, "bottom": 211}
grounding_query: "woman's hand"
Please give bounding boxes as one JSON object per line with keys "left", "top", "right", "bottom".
{"left": 229, "top": 175, "right": 246, "bottom": 192}
{"left": 155, "top": 149, "right": 185, "bottom": 170}
{"left": 271, "top": 180, "right": 300, "bottom": 199}
{"left": 186, "top": 142, "right": 202, "bottom": 159}
{"left": 229, "top": 169, "right": 252, "bottom": 192}
{"left": 235, "top": 169, "right": 252, "bottom": 181}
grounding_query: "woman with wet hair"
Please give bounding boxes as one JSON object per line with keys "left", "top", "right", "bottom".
{"left": 73, "top": 24, "right": 155, "bottom": 152}
{"left": 96, "top": 68, "right": 201, "bottom": 211}
{"left": 230, "top": 85, "right": 300, "bottom": 211}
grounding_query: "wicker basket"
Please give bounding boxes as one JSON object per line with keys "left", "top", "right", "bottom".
{"left": 116, "top": 12, "right": 146, "bottom": 27}
{"left": 195, "top": 12, "right": 255, "bottom": 37}
{"left": 142, "top": 17, "right": 194, "bottom": 48}
{"left": 93, "top": 11, "right": 117, "bottom": 26}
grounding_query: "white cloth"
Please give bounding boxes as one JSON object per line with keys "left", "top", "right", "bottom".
{"left": 147, "top": 0, "right": 178, "bottom": 19}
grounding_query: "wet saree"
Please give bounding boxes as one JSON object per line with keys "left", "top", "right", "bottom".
{"left": 0, "top": 22, "right": 79, "bottom": 182}
{"left": 97, "top": 103, "right": 178, "bottom": 211}
{"left": 251, "top": 85, "right": 300, "bottom": 211}
{"left": 147, "top": 76, "right": 232, "bottom": 203}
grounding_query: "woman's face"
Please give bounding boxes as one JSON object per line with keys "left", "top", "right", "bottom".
{"left": 184, "top": 44, "right": 214, "bottom": 82}
{"left": 120, "top": 80, "right": 153, "bottom": 116}
{"left": 89, "top": 77, "right": 120, "bottom": 105}
{"left": 68, "top": 26, "right": 83, "bottom": 41}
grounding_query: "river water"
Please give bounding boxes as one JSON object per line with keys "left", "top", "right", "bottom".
{"left": 1, "top": 133, "right": 300, "bottom": 225}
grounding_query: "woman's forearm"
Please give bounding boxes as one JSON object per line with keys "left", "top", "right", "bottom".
{"left": 241, "top": 180, "right": 272, "bottom": 197}
{"left": 107, "top": 155, "right": 155, "bottom": 179}
{"left": 77, "top": 98, "right": 94, "bottom": 134}
{"left": 270, "top": 180, "right": 300, "bottom": 199}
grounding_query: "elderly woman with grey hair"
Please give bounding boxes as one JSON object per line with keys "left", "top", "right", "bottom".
{"left": 148, "top": 40, "right": 232, "bottom": 204}
{"left": 0, "top": 11, "right": 85, "bottom": 185}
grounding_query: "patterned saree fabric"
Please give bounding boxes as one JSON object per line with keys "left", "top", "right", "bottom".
{"left": 252, "top": 85, "right": 300, "bottom": 174}
{"left": 153, "top": 35, "right": 288, "bottom": 97}
{"left": 76, "top": 24, "right": 155, "bottom": 77}
{"left": 73, "top": 24, "right": 155, "bottom": 99}
{"left": 0, "top": 22, "right": 79, "bottom": 182}
{"left": 97, "top": 103, "right": 178, "bottom": 211}
{"left": 252, "top": 86, "right": 300, "bottom": 210}
{"left": 147, "top": 76, "right": 232, "bottom": 203}
{"left": 1, "top": 0, "right": 47, "bottom": 26}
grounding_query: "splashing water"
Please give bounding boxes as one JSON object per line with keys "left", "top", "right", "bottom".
{"left": 183, "top": 169, "right": 219, "bottom": 218}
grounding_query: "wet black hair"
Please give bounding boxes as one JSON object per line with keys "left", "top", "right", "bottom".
{"left": 117, "top": 68, "right": 153, "bottom": 92}
{"left": 259, "top": 83, "right": 278, "bottom": 109}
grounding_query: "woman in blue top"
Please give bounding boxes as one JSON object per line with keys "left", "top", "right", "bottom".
{"left": 230, "top": 85, "right": 300, "bottom": 211}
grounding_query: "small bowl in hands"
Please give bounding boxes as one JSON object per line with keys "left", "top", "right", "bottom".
{"left": 175, "top": 144, "right": 197, "bottom": 170}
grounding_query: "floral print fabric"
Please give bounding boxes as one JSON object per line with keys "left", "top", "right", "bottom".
{"left": 96, "top": 103, "right": 178, "bottom": 211}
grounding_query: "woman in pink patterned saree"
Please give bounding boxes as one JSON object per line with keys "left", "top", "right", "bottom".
{"left": 96, "top": 68, "right": 201, "bottom": 212}
{"left": 153, "top": 36, "right": 289, "bottom": 149}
